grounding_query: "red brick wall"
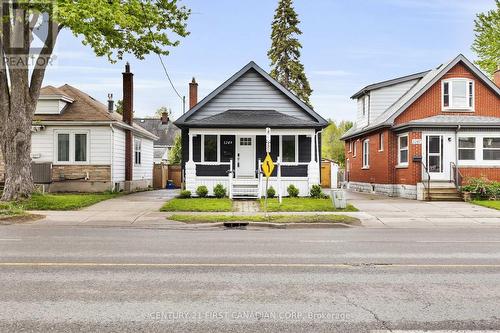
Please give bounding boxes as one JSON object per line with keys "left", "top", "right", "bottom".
{"left": 391, "top": 131, "right": 422, "bottom": 185}
{"left": 395, "top": 62, "right": 500, "bottom": 125}
{"left": 459, "top": 167, "right": 500, "bottom": 183}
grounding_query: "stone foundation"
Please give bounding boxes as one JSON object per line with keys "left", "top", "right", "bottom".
{"left": 51, "top": 165, "right": 111, "bottom": 182}
{"left": 348, "top": 181, "right": 417, "bottom": 200}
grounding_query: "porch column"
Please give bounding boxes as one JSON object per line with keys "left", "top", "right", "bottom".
{"left": 308, "top": 131, "right": 320, "bottom": 187}
{"left": 188, "top": 133, "right": 194, "bottom": 162}
{"left": 185, "top": 131, "right": 196, "bottom": 192}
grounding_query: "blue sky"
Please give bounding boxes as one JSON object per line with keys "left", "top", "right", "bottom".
{"left": 44, "top": 0, "right": 495, "bottom": 122}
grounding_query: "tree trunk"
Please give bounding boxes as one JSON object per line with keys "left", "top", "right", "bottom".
{"left": 0, "top": 87, "right": 35, "bottom": 201}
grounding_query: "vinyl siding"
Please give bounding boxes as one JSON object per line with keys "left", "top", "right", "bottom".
{"left": 356, "top": 98, "right": 368, "bottom": 128}
{"left": 133, "top": 136, "right": 153, "bottom": 181}
{"left": 369, "top": 79, "right": 418, "bottom": 123}
{"left": 190, "top": 69, "right": 315, "bottom": 121}
{"left": 112, "top": 127, "right": 126, "bottom": 182}
{"left": 35, "top": 99, "right": 68, "bottom": 114}
{"left": 31, "top": 126, "right": 111, "bottom": 165}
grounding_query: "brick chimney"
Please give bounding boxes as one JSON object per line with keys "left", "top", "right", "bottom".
{"left": 161, "top": 112, "right": 169, "bottom": 125}
{"left": 189, "top": 77, "right": 198, "bottom": 109}
{"left": 494, "top": 67, "right": 500, "bottom": 87}
{"left": 107, "top": 93, "right": 114, "bottom": 113}
{"left": 123, "top": 62, "right": 134, "bottom": 182}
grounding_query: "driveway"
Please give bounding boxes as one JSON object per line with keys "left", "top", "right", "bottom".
{"left": 33, "top": 190, "right": 181, "bottom": 227}
{"left": 347, "top": 190, "right": 500, "bottom": 228}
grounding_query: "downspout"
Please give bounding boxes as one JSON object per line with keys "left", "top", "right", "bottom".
{"left": 110, "top": 124, "right": 115, "bottom": 192}
{"left": 454, "top": 125, "right": 461, "bottom": 187}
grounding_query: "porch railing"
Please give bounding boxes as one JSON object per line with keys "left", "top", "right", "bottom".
{"left": 419, "top": 160, "right": 431, "bottom": 201}
{"left": 450, "top": 162, "right": 463, "bottom": 190}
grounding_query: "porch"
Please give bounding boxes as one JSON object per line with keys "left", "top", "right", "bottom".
{"left": 184, "top": 128, "right": 321, "bottom": 198}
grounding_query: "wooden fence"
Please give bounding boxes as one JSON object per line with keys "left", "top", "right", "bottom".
{"left": 153, "top": 164, "right": 182, "bottom": 189}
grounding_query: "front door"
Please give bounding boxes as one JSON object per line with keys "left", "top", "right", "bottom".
{"left": 236, "top": 136, "right": 255, "bottom": 178}
{"left": 425, "top": 134, "right": 450, "bottom": 181}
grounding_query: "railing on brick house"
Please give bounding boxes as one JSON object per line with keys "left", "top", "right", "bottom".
{"left": 419, "top": 160, "right": 431, "bottom": 201}
{"left": 450, "top": 162, "right": 463, "bottom": 190}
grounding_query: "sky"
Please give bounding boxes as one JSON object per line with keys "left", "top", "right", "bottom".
{"left": 43, "top": 0, "right": 495, "bottom": 122}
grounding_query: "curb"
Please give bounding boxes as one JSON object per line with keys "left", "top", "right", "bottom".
{"left": 219, "top": 222, "right": 354, "bottom": 229}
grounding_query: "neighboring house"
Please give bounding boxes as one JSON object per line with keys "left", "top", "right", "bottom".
{"left": 174, "top": 62, "right": 328, "bottom": 198}
{"left": 341, "top": 54, "right": 500, "bottom": 200}
{"left": 0, "top": 64, "right": 157, "bottom": 193}
{"left": 134, "top": 114, "right": 181, "bottom": 164}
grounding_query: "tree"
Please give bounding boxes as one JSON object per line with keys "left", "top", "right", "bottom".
{"left": 115, "top": 100, "right": 124, "bottom": 115}
{"left": 0, "top": 1, "right": 190, "bottom": 201}
{"left": 168, "top": 134, "right": 181, "bottom": 165}
{"left": 321, "top": 120, "right": 353, "bottom": 167}
{"left": 268, "top": 0, "right": 312, "bottom": 104}
{"left": 154, "top": 106, "right": 171, "bottom": 118}
{"left": 472, "top": 1, "right": 500, "bottom": 76}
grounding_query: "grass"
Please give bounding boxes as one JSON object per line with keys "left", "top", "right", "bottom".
{"left": 161, "top": 198, "right": 233, "bottom": 212}
{"left": 18, "top": 192, "right": 122, "bottom": 211}
{"left": 169, "top": 214, "right": 359, "bottom": 224}
{"left": 472, "top": 200, "right": 500, "bottom": 210}
{"left": 0, "top": 202, "right": 27, "bottom": 219}
{"left": 260, "top": 197, "right": 358, "bottom": 212}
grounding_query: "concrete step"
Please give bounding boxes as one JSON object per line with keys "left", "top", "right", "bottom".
{"left": 428, "top": 188, "right": 461, "bottom": 194}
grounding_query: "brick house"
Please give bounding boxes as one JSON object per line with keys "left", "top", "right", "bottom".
{"left": 0, "top": 64, "right": 157, "bottom": 192}
{"left": 341, "top": 54, "right": 500, "bottom": 200}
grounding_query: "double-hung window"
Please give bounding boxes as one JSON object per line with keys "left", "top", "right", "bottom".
{"left": 353, "top": 140, "right": 357, "bottom": 157}
{"left": 56, "top": 131, "right": 88, "bottom": 164}
{"left": 458, "top": 137, "right": 475, "bottom": 161}
{"left": 203, "top": 135, "right": 218, "bottom": 162}
{"left": 483, "top": 137, "right": 500, "bottom": 161}
{"left": 442, "top": 79, "right": 474, "bottom": 110}
{"left": 134, "top": 139, "right": 142, "bottom": 165}
{"left": 378, "top": 133, "right": 384, "bottom": 151}
{"left": 362, "top": 139, "right": 369, "bottom": 168}
{"left": 398, "top": 134, "right": 409, "bottom": 166}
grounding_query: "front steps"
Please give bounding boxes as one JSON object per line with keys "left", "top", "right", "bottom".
{"left": 424, "top": 182, "right": 462, "bottom": 201}
{"left": 231, "top": 178, "right": 259, "bottom": 199}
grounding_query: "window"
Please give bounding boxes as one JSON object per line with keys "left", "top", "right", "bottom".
{"left": 483, "top": 137, "right": 500, "bottom": 160}
{"left": 74, "top": 133, "right": 87, "bottom": 162}
{"left": 458, "top": 137, "right": 475, "bottom": 160}
{"left": 362, "top": 140, "right": 369, "bottom": 168}
{"left": 203, "top": 135, "right": 217, "bottom": 162}
{"left": 239, "top": 137, "right": 252, "bottom": 146}
{"left": 57, "top": 133, "right": 70, "bottom": 162}
{"left": 378, "top": 133, "right": 384, "bottom": 151}
{"left": 362, "top": 95, "right": 369, "bottom": 116}
{"left": 282, "top": 135, "right": 296, "bottom": 163}
{"left": 353, "top": 140, "right": 357, "bottom": 157}
{"left": 349, "top": 141, "right": 352, "bottom": 153}
{"left": 398, "top": 134, "right": 409, "bottom": 165}
{"left": 134, "top": 139, "right": 142, "bottom": 165}
{"left": 442, "top": 79, "right": 474, "bottom": 110}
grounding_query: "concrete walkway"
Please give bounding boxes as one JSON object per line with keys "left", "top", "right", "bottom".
{"left": 31, "top": 190, "right": 183, "bottom": 228}
{"left": 346, "top": 190, "right": 500, "bottom": 228}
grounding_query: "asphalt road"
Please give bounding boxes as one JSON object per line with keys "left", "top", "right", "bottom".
{"left": 1, "top": 225, "right": 500, "bottom": 332}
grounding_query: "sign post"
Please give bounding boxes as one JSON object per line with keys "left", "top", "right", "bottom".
{"left": 262, "top": 128, "right": 275, "bottom": 217}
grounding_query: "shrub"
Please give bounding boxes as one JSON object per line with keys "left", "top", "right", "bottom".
{"left": 213, "top": 184, "right": 227, "bottom": 198}
{"left": 267, "top": 186, "right": 276, "bottom": 198}
{"left": 179, "top": 190, "right": 191, "bottom": 199}
{"left": 287, "top": 184, "right": 299, "bottom": 198}
{"left": 461, "top": 177, "right": 500, "bottom": 200}
{"left": 310, "top": 184, "right": 323, "bottom": 198}
{"left": 196, "top": 185, "right": 208, "bottom": 198}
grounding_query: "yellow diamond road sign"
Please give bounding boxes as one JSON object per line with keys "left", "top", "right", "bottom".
{"left": 262, "top": 153, "right": 275, "bottom": 178}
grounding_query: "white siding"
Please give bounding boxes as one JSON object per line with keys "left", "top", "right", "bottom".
{"left": 356, "top": 98, "right": 368, "bottom": 128}
{"left": 190, "top": 70, "right": 315, "bottom": 121}
{"left": 112, "top": 127, "right": 126, "bottom": 182}
{"left": 31, "top": 126, "right": 112, "bottom": 164}
{"left": 369, "top": 79, "right": 418, "bottom": 123}
{"left": 133, "top": 135, "right": 154, "bottom": 181}
{"left": 35, "top": 99, "right": 69, "bottom": 114}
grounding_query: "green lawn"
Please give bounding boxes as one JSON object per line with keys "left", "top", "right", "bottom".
{"left": 0, "top": 202, "right": 26, "bottom": 219}
{"left": 161, "top": 198, "right": 233, "bottom": 212}
{"left": 260, "top": 198, "right": 358, "bottom": 212}
{"left": 472, "top": 200, "right": 500, "bottom": 210}
{"left": 18, "top": 192, "right": 122, "bottom": 210}
{"left": 169, "top": 214, "right": 358, "bottom": 224}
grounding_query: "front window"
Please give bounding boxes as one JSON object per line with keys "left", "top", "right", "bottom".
{"left": 483, "top": 138, "right": 500, "bottom": 160}
{"left": 398, "top": 135, "right": 409, "bottom": 165}
{"left": 282, "top": 135, "right": 296, "bottom": 163}
{"left": 458, "top": 137, "right": 475, "bottom": 161}
{"left": 134, "top": 139, "right": 142, "bottom": 165}
{"left": 362, "top": 139, "right": 369, "bottom": 168}
{"left": 378, "top": 133, "right": 384, "bottom": 151}
{"left": 203, "top": 135, "right": 217, "bottom": 162}
{"left": 442, "top": 79, "right": 474, "bottom": 110}
{"left": 57, "top": 133, "right": 70, "bottom": 162}
{"left": 353, "top": 140, "right": 357, "bottom": 157}
{"left": 74, "top": 133, "right": 87, "bottom": 162}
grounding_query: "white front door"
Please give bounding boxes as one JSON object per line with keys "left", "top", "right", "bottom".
{"left": 423, "top": 133, "right": 454, "bottom": 181}
{"left": 236, "top": 136, "right": 255, "bottom": 178}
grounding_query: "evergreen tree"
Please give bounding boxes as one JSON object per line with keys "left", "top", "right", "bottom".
{"left": 268, "top": 0, "right": 313, "bottom": 104}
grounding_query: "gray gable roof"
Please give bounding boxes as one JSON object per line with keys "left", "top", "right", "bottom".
{"left": 394, "top": 115, "right": 500, "bottom": 129}
{"left": 134, "top": 118, "right": 180, "bottom": 146}
{"left": 342, "top": 54, "right": 500, "bottom": 140}
{"left": 175, "top": 61, "right": 328, "bottom": 128}
{"left": 184, "top": 109, "right": 322, "bottom": 128}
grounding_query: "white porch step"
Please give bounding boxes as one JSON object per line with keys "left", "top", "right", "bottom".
{"left": 232, "top": 181, "right": 259, "bottom": 198}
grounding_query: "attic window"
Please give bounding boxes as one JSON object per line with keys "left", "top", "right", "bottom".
{"left": 362, "top": 95, "right": 369, "bottom": 116}
{"left": 442, "top": 79, "right": 474, "bottom": 110}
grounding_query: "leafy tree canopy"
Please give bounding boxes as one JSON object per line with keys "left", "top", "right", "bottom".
{"left": 472, "top": 0, "right": 500, "bottom": 75}
{"left": 321, "top": 120, "right": 353, "bottom": 167}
